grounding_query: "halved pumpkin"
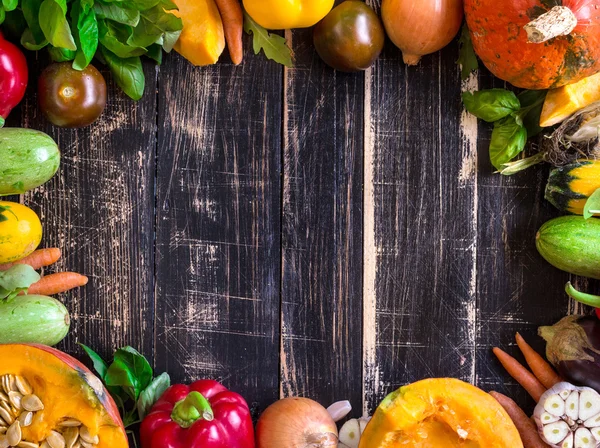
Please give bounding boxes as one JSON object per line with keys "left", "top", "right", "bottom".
{"left": 0, "top": 344, "right": 127, "bottom": 448}
{"left": 541, "top": 72, "right": 600, "bottom": 127}
{"left": 359, "top": 378, "right": 523, "bottom": 448}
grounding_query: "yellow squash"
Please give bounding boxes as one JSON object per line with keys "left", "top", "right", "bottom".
{"left": 359, "top": 378, "right": 523, "bottom": 448}
{"left": 540, "top": 72, "right": 600, "bottom": 127}
{"left": 0, "top": 201, "right": 42, "bottom": 264}
{"left": 546, "top": 160, "right": 600, "bottom": 215}
{"left": 243, "top": 0, "right": 334, "bottom": 30}
{"left": 171, "top": 0, "right": 225, "bottom": 66}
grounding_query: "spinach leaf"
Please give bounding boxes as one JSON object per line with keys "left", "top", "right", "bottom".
{"left": 490, "top": 116, "right": 528, "bottom": 171}
{"left": 71, "top": 0, "right": 98, "bottom": 70}
{"left": 94, "top": 0, "right": 139, "bottom": 26}
{"left": 104, "top": 346, "right": 153, "bottom": 401}
{"left": 22, "top": 0, "right": 45, "bottom": 43}
{"left": 79, "top": 343, "right": 110, "bottom": 379}
{"left": 146, "top": 42, "right": 162, "bottom": 64}
{"left": 462, "top": 89, "right": 521, "bottom": 123}
{"left": 136, "top": 372, "right": 170, "bottom": 419}
{"left": 49, "top": 45, "right": 75, "bottom": 61}
{"left": 21, "top": 27, "right": 49, "bottom": 49}
{"left": 0, "top": 265, "right": 41, "bottom": 302}
{"left": 39, "top": 0, "right": 77, "bottom": 50}
{"left": 2, "top": 0, "right": 17, "bottom": 12}
{"left": 127, "top": 1, "right": 181, "bottom": 50}
{"left": 99, "top": 19, "right": 146, "bottom": 58}
{"left": 457, "top": 23, "right": 478, "bottom": 80}
{"left": 101, "top": 46, "right": 145, "bottom": 100}
{"left": 584, "top": 189, "right": 600, "bottom": 219}
{"left": 244, "top": 12, "right": 292, "bottom": 67}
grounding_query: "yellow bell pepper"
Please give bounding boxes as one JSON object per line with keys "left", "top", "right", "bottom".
{"left": 242, "top": 0, "right": 335, "bottom": 30}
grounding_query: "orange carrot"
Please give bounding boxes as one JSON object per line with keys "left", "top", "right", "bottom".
{"left": 27, "top": 272, "right": 88, "bottom": 296}
{"left": 516, "top": 333, "right": 562, "bottom": 389}
{"left": 0, "top": 248, "right": 61, "bottom": 271}
{"left": 493, "top": 347, "right": 546, "bottom": 402}
{"left": 214, "top": 0, "right": 244, "bottom": 65}
{"left": 490, "top": 391, "right": 549, "bottom": 448}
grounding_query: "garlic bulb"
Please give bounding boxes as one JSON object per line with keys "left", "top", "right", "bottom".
{"left": 534, "top": 382, "right": 600, "bottom": 448}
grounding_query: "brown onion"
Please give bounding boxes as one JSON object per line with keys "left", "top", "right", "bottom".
{"left": 381, "top": 0, "right": 464, "bottom": 65}
{"left": 256, "top": 397, "right": 338, "bottom": 448}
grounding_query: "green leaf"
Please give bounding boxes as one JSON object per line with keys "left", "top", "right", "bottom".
{"left": 489, "top": 116, "right": 528, "bottom": 171}
{"left": 104, "top": 346, "right": 153, "bottom": 401}
{"left": 79, "top": 343, "right": 110, "bottom": 379}
{"left": 93, "top": 1, "right": 139, "bottom": 26}
{"left": 128, "top": 0, "right": 160, "bottom": 10}
{"left": 101, "top": 46, "right": 145, "bottom": 100}
{"left": 127, "top": 1, "right": 182, "bottom": 50}
{"left": 565, "top": 281, "right": 600, "bottom": 307}
{"left": 0, "top": 265, "right": 41, "bottom": 302}
{"left": 2, "top": 0, "right": 17, "bottom": 12}
{"left": 244, "top": 12, "right": 292, "bottom": 67}
{"left": 462, "top": 89, "right": 521, "bottom": 123}
{"left": 39, "top": 0, "right": 77, "bottom": 50}
{"left": 22, "top": 0, "right": 45, "bottom": 43}
{"left": 71, "top": 0, "right": 99, "bottom": 70}
{"left": 0, "top": 7, "right": 5, "bottom": 25}
{"left": 584, "top": 188, "right": 600, "bottom": 219}
{"left": 3, "top": 9, "right": 28, "bottom": 42}
{"left": 99, "top": 19, "right": 146, "bottom": 58}
{"left": 136, "top": 372, "right": 170, "bottom": 419}
{"left": 146, "top": 43, "right": 162, "bottom": 64}
{"left": 517, "top": 89, "right": 547, "bottom": 138}
{"left": 457, "top": 23, "right": 478, "bottom": 80}
{"left": 21, "top": 27, "right": 49, "bottom": 50}
{"left": 49, "top": 45, "right": 76, "bottom": 61}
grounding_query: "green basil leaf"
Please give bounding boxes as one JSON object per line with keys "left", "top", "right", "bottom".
{"left": 127, "top": 2, "right": 182, "bottom": 50}
{"left": 99, "top": 20, "right": 146, "bottom": 58}
{"left": 128, "top": 0, "right": 160, "bottom": 10}
{"left": 489, "top": 116, "right": 528, "bottom": 171}
{"left": 244, "top": 12, "right": 292, "bottom": 67}
{"left": 79, "top": 343, "right": 110, "bottom": 380}
{"left": 21, "top": 27, "right": 49, "bottom": 50}
{"left": 2, "top": 0, "right": 17, "bottom": 12}
{"left": 80, "top": 0, "right": 94, "bottom": 13}
{"left": 518, "top": 89, "right": 547, "bottom": 138}
{"left": 104, "top": 346, "right": 153, "bottom": 401}
{"left": 101, "top": 46, "right": 145, "bottom": 100}
{"left": 136, "top": 372, "right": 170, "bottom": 419}
{"left": 457, "top": 23, "right": 478, "bottom": 80}
{"left": 0, "top": 265, "right": 41, "bottom": 302}
{"left": 39, "top": 0, "right": 77, "bottom": 50}
{"left": 462, "top": 89, "right": 521, "bottom": 123}
{"left": 146, "top": 42, "right": 162, "bottom": 64}
{"left": 49, "top": 45, "right": 76, "bottom": 61}
{"left": 71, "top": 1, "right": 99, "bottom": 70}
{"left": 584, "top": 188, "right": 600, "bottom": 219}
{"left": 94, "top": 1, "right": 139, "bottom": 26}
{"left": 22, "top": 0, "right": 45, "bottom": 43}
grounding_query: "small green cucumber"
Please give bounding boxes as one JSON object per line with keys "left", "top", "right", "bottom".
{"left": 536, "top": 216, "right": 600, "bottom": 280}
{"left": 0, "top": 295, "right": 70, "bottom": 345}
{"left": 0, "top": 128, "right": 60, "bottom": 195}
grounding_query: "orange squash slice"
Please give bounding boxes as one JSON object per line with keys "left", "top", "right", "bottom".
{"left": 541, "top": 72, "right": 600, "bottom": 127}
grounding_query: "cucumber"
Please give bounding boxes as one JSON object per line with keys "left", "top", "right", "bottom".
{"left": 536, "top": 216, "right": 600, "bottom": 280}
{"left": 0, "top": 295, "right": 70, "bottom": 345}
{"left": 0, "top": 128, "right": 60, "bottom": 195}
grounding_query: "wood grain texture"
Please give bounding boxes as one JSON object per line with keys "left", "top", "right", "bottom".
{"left": 281, "top": 26, "right": 363, "bottom": 410}
{"left": 154, "top": 52, "right": 282, "bottom": 416}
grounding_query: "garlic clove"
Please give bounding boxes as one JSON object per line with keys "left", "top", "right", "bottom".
{"left": 560, "top": 389, "right": 573, "bottom": 400}
{"left": 545, "top": 394, "right": 567, "bottom": 417}
{"left": 584, "top": 413, "right": 600, "bottom": 428}
{"left": 541, "top": 412, "right": 561, "bottom": 424}
{"left": 566, "top": 391, "right": 580, "bottom": 421}
{"left": 339, "top": 419, "right": 361, "bottom": 448}
{"left": 326, "top": 400, "right": 352, "bottom": 423}
{"left": 358, "top": 416, "right": 371, "bottom": 434}
{"left": 580, "top": 390, "right": 600, "bottom": 421}
{"left": 575, "top": 427, "right": 595, "bottom": 448}
{"left": 590, "top": 427, "right": 600, "bottom": 441}
{"left": 544, "top": 421, "right": 571, "bottom": 445}
{"left": 562, "top": 433, "right": 574, "bottom": 448}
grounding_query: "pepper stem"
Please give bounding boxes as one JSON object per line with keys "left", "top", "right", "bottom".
{"left": 0, "top": 116, "right": 5, "bottom": 128}
{"left": 565, "top": 282, "right": 600, "bottom": 308}
{"left": 524, "top": 6, "right": 577, "bottom": 43}
{"left": 171, "top": 391, "right": 214, "bottom": 429}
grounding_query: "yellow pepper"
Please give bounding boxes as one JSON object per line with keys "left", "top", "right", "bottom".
{"left": 242, "top": 0, "right": 335, "bottom": 30}
{"left": 0, "top": 201, "right": 42, "bottom": 264}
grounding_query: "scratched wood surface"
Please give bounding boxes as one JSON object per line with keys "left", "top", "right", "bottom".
{"left": 7, "top": 3, "right": 600, "bottom": 431}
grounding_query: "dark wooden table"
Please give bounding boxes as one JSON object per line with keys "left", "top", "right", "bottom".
{"left": 7, "top": 1, "right": 600, "bottom": 426}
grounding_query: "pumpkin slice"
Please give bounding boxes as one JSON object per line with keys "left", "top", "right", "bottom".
{"left": 171, "top": 0, "right": 225, "bottom": 66}
{"left": 540, "top": 72, "right": 600, "bottom": 127}
{"left": 359, "top": 378, "right": 523, "bottom": 448}
{"left": 0, "top": 344, "right": 127, "bottom": 448}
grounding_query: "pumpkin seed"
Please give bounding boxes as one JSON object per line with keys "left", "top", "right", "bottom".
{"left": 78, "top": 427, "right": 98, "bottom": 445}
{"left": 8, "top": 376, "right": 17, "bottom": 393}
{"left": 0, "top": 435, "right": 8, "bottom": 448}
{"left": 58, "top": 420, "right": 81, "bottom": 428}
{"left": 17, "top": 442, "right": 39, "bottom": 448}
{"left": 18, "top": 411, "right": 33, "bottom": 428}
{"left": 63, "top": 427, "right": 78, "bottom": 448}
{"left": 14, "top": 377, "right": 32, "bottom": 397}
{"left": 78, "top": 441, "right": 91, "bottom": 448}
{"left": 0, "top": 401, "right": 12, "bottom": 416}
{"left": 21, "top": 395, "right": 43, "bottom": 412}
{"left": 8, "top": 391, "right": 22, "bottom": 410}
{"left": 7, "top": 420, "right": 21, "bottom": 446}
{"left": 1, "top": 377, "right": 9, "bottom": 395}
{"left": 0, "top": 407, "right": 13, "bottom": 425}
{"left": 71, "top": 443, "right": 81, "bottom": 448}
{"left": 0, "top": 392, "right": 8, "bottom": 403}
{"left": 40, "top": 442, "right": 50, "bottom": 448}
{"left": 46, "top": 431, "right": 65, "bottom": 448}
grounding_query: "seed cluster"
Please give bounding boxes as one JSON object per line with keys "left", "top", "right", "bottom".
{"left": 0, "top": 375, "right": 100, "bottom": 448}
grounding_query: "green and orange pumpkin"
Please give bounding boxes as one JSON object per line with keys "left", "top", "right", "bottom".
{"left": 464, "top": 1, "right": 600, "bottom": 90}
{"left": 0, "top": 344, "right": 128, "bottom": 448}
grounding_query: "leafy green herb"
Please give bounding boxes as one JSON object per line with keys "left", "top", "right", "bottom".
{"left": 39, "top": 0, "right": 77, "bottom": 50}
{"left": 71, "top": 0, "right": 98, "bottom": 70}
{"left": 0, "top": 265, "right": 41, "bottom": 302}
{"left": 22, "top": 0, "right": 45, "bottom": 44}
{"left": 457, "top": 23, "right": 478, "bottom": 80}
{"left": 0, "top": 8, "right": 5, "bottom": 25}
{"left": 516, "top": 89, "right": 547, "bottom": 138}
{"left": 94, "top": 1, "right": 140, "bottom": 27}
{"left": 79, "top": 343, "right": 109, "bottom": 379}
{"left": 48, "top": 45, "right": 75, "bottom": 62}
{"left": 105, "top": 346, "right": 153, "bottom": 401}
{"left": 462, "top": 89, "right": 520, "bottom": 123}
{"left": 243, "top": 12, "right": 292, "bottom": 67}
{"left": 584, "top": 188, "right": 600, "bottom": 220}
{"left": 2, "top": 0, "right": 17, "bottom": 12}
{"left": 101, "top": 46, "right": 145, "bottom": 100}
{"left": 490, "top": 116, "right": 528, "bottom": 171}
{"left": 137, "top": 372, "right": 170, "bottom": 419}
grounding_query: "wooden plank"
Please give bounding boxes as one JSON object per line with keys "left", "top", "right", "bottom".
{"left": 154, "top": 53, "right": 282, "bottom": 415}
{"left": 280, "top": 27, "right": 364, "bottom": 410}
{"left": 15, "top": 57, "right": 158, "bottom": 361}
{"left": 363, "top": 6, "right": 477, "bottom": 411}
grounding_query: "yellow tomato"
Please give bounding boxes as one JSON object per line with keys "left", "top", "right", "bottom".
{"left": 243, "top": 0, "right": 335, "bottom": 30}
{"left": 0, "top": 201, "right": 42, "bottom": 264}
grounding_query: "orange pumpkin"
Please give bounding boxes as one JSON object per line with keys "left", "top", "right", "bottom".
{"left": 464, "top": 1, "right": 600, "bottom": 90}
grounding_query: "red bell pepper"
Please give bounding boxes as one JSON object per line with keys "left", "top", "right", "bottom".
{"left": 140, "top": 379, "right": 255, "bottom": 448}
{"left": 0, "top": 31, "right": 28, "bottom": 127}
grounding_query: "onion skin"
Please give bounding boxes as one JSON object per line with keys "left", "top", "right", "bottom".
{"left": 381, "top": 0, "right": 463, "bottom": 65}
{"left": 256, "top": 397, "right": 338, "bottom": 448}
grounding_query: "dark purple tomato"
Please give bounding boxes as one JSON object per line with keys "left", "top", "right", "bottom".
{"left": 313, "top": 1, "right": 385, "bottom": 72}
{"left": 38, "top": 62, "right": 107, "bottom": 128}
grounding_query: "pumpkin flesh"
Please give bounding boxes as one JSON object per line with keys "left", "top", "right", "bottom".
{"left": 0, "top": 344, "right": 127, "bottom": 448}
{"left": 464, "top": 1, "right": 600, "bottom": 90}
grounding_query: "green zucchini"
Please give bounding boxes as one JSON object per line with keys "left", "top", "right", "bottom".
{"left": 0, "top": 295, "right": 70, "bottom": 345}
{"left": 0, "top": 128, "right": 60, "bottom": 195}
{"left": 536, "top": 216, "right": 600, "bottom": 280}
